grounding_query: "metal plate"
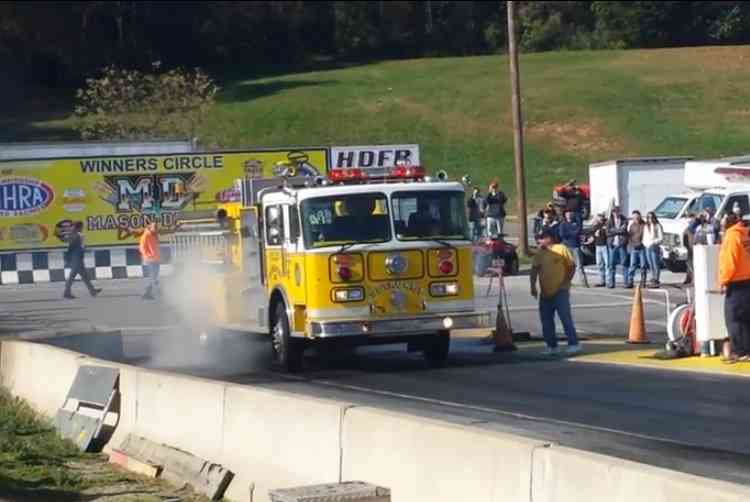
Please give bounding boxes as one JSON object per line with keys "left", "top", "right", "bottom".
{"left": 65, "top": 365, "right": 118, "bottom": 406}
{"left": 55, "top": 365, "right": 119, "bottom": 452}
{"left": 54, "top": 409, "right": 101, "bottom": 452}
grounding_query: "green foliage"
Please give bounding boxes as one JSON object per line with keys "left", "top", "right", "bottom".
{"left": 73, "top": 64, "right": 219, "bottom": 140}
{"left": 4, "top": 1, "right": 750, "bottom": 87}
{"left": 0, "top": 387, "right": 85, "bottom": 492}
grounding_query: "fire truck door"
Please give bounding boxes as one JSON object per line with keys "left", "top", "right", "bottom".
{"left": 240, "top": 207, "right": 265, "bottom": 326}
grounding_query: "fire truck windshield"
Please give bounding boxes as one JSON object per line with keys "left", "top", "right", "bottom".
{"left": 391, "top": 190, "right": 469, "bottom": 241}
{"left": 301, "top": 193, "right": 391, "bottom": 248}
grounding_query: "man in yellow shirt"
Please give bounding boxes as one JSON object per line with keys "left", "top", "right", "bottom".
{"left": 531, "top": 229, "right": 580, "bottom": 355}
{"left": 718, "top": 213, "right": 750, "bottom": 362}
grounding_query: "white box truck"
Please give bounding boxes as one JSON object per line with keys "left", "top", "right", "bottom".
{"left": 660, "top": 158, "right": 750, "bottom": 271}
{"left": 588, "top": 156, "right": 693, "bottom": 218}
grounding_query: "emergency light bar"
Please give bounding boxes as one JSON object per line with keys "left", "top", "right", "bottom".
{"left": 328, "top": 165, "right": 427, "bottom": 183}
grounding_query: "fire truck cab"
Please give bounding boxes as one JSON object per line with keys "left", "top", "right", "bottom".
{"left": 171, "top": 166, "right": 490, "bottom": 372}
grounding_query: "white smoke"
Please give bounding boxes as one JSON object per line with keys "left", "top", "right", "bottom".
{"left": 140, "top": 255, "right": 273, "bottom": 376}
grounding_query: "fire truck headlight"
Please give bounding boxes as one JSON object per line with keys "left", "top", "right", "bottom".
{"left": 333, "top": 287, "right": 365, "bottom": 302}
{"left": 430, "top": 282, "right": 459, "bottom": 297}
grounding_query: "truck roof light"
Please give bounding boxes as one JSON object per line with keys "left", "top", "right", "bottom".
{"left": 329, "top": 168, "right": 368, "bottom": 183}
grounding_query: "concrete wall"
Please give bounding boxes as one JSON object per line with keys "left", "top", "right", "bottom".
{"left": 3, "top": 338, "right": 750, "bottom": 502}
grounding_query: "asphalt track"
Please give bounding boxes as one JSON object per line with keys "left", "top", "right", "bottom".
{"left": 3, "top": 275, "right": 750, "bottom": 486}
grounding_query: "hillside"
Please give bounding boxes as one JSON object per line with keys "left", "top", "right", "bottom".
{"left": 9, "top": 46, "right": 750, "bottom": 210}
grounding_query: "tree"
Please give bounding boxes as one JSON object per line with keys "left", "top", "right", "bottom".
{"left": 73, "top": 64, "right": 219, "bottom": 140}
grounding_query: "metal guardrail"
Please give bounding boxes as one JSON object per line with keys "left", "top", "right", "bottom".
{"left": 169, "top": 230, "right": 231, "bottom": 264}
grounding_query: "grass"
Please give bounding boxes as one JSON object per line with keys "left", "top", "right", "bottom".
{"left": 0, "top": 387, "right": 212, "bottom": 501}
{"left": 14, "top": 46, "right": 750, "bottom": 210}
{"left": 0, "top": 387, "right": 88, "bottom": 497}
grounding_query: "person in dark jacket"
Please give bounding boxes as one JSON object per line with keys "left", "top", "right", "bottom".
{"left": 683, "top": 213, "right": 700, "bottom": 285}
{"left": 589, "top": 212, "right": 609, "bottom": 287}
{"left": 606, "top": 209, "right": 629, "bottom": 288}
{"left": 485, "top": 181, "right": 507, "bottom": 237}
{"left": 625, "top": 210, "right": 647, "bottom": 289}
{"left": 559, "top": 209, "right": 589, "bottom": 287}
{"left": 466, "top": 187, "right": 485, "bottom": 242}
{"left": 539, "top": 210, "right": 561, "bottom": 243}
{"left": 58, "top": 221, "right": 101, "bottom": 299}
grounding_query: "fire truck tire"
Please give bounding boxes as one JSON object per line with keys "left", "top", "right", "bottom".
{"left": 423, "top": 330, "right": 450, "bottom": 367}
{"left": 271, "top": 303, "right": 304, "bottom": 373}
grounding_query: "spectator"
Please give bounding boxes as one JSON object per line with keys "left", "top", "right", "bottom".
{"left": 57, "top": 221, "right": 102, "bottom": 300}
{"left": 540, "top": 210, "right": 561, "bottom": 243}
{"left": 683, "top": 213, "right": 700, "bottom": 285}
{"left": 643, "top": 211, "right": 664, "bottom": 287}
{"left": 694, "top": 208, "right": 720, "bottom": 245}
{"left": 718, "top": 212, "right": 750, "bottom": 364}
{"left": 559, "top": 209, "right": 589, "bottom": 287}
{"left": 589, "top": 212, "right": 609, "bottom": 287}
{"left": 485, "top": 181, "right": 507, "bottom": 237}
{"left": 530, "top": 229, "right": 580, "bottom": 355}
{"left": 626, "top": 210, "right": 647, "bottom": 289}
{"left": 119, "top": 220, "right": 180, "bottom": 300}
{"left": 564, "top": 180, "right": 585, "bottom": 224}
{"left": 606, "top": 209, "right": 629, "bottom": 288}
{"left": 467, "top": 187, "right": 485, "bottom": 242}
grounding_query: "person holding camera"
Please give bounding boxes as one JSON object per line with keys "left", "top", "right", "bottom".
{"left": 625, "top": 210, "right": 647, "bottom": 289}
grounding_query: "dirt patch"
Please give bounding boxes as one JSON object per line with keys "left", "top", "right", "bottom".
{"left": 526, "top": 120, "right": 625, "bottom": 156}
{"left": 613, "top": 46, "right": 750, "bottom": 85}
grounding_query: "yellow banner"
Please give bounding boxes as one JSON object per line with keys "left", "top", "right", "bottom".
{"left": 0, "top": 148, "right": 328, "bottom": 251}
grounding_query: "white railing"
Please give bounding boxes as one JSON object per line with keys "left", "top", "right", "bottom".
{"left": 169, "top": 230, "right": 231, "bottom": 265}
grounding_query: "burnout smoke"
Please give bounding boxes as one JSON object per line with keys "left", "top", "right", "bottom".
{"left": 143, "top": 254, "right": 272, "bottom": 375}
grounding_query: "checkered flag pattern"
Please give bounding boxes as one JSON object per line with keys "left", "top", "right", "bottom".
{"left": 0, "top": 247, "right": 173, "bottom": 285}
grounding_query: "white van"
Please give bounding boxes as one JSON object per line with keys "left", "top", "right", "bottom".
{"left": 660, "top": 169, "right": 750, "bottom": 271}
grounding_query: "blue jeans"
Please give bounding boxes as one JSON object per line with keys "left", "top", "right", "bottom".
{"left": 646, "top": 244, "right": 661, "bottom": 283}
{"left": 607, "top": 245, "right": 628, "bottom": 287}
{"left": 144, "top": 262, "right": 160, "bottom": 297}
{"left": 627, "top": 246, "right": 647, "bottom": 287}
{"left": 486, "top": 217, "right": 504, "bottom": 237}
{"left": 470, "top": 221, "right": 484, "bottom": 242}
{"left": 539, "top": 288, "right": 578, "bottom": 348}
{"left": 595, "top": 245, "right": 609, "bottom": 285}
{"left": 570, "top": 247, "right": 588, "bottom": 286}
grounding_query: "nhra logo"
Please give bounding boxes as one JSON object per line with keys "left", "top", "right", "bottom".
{"left": 0, "top": 177, "right": 54, "bottom": 216}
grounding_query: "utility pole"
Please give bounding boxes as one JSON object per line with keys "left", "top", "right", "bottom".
{"left": 507, "top": 0, "right": 529, "bottom": 255}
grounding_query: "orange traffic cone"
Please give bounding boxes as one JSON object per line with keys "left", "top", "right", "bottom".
{"left": 626, "top": 285, "right": 650, "bottom": 344}
{"left": 493, "top": 290, "right": 517, "bottom": 352}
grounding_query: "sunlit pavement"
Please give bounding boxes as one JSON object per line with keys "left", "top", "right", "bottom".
{"left": 6, "top": 275, "right": 750, "bottom": 486}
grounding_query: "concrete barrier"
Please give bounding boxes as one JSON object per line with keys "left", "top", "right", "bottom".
{"left": 4, "top": 338, "right": 750, "bottom": 502}
{"left": 531, "top": 445, "right": 750, "bottom": 502}
{"left": 341, "top": 406, "right": 547, "bottom": 502}
{"left": 0, "top": 340, "right": 83, "bottom": 417}
{"left": 220, "top": 385, "right": 347, "bottom": 502}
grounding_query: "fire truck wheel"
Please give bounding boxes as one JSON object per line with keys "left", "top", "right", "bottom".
{"left": 271, "top": 303, "right": 304, "bottom": 373}
{"left": 423, "top": 330, "right": 450, "bottom": 367}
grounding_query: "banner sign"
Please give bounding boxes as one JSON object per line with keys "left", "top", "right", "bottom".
{"left": 0, "top": 148, "right": 328, "bottom": 251}
{"left": 330, "top": 144, "right": 420, "bottom": 170}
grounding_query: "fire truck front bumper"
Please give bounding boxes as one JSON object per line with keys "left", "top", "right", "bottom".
{"left": 306, "top": 311, "right": 492, "bottom": 339}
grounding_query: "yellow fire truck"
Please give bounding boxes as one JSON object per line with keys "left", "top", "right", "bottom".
{"left": 171, "top": 164, "right": 490, "bottom": 371}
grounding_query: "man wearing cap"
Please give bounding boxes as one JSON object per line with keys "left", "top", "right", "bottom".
{"left": 485, "top": 181, "right": 507, "bottom": 237}
{"left": 589, "top": 212, "right": 609, "bottom": 287}
{"left": 530, "top": 229, "right": 581, "bottom": 355}
{"left": 719, "top": 213, "right": 750, "bottom": 363}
